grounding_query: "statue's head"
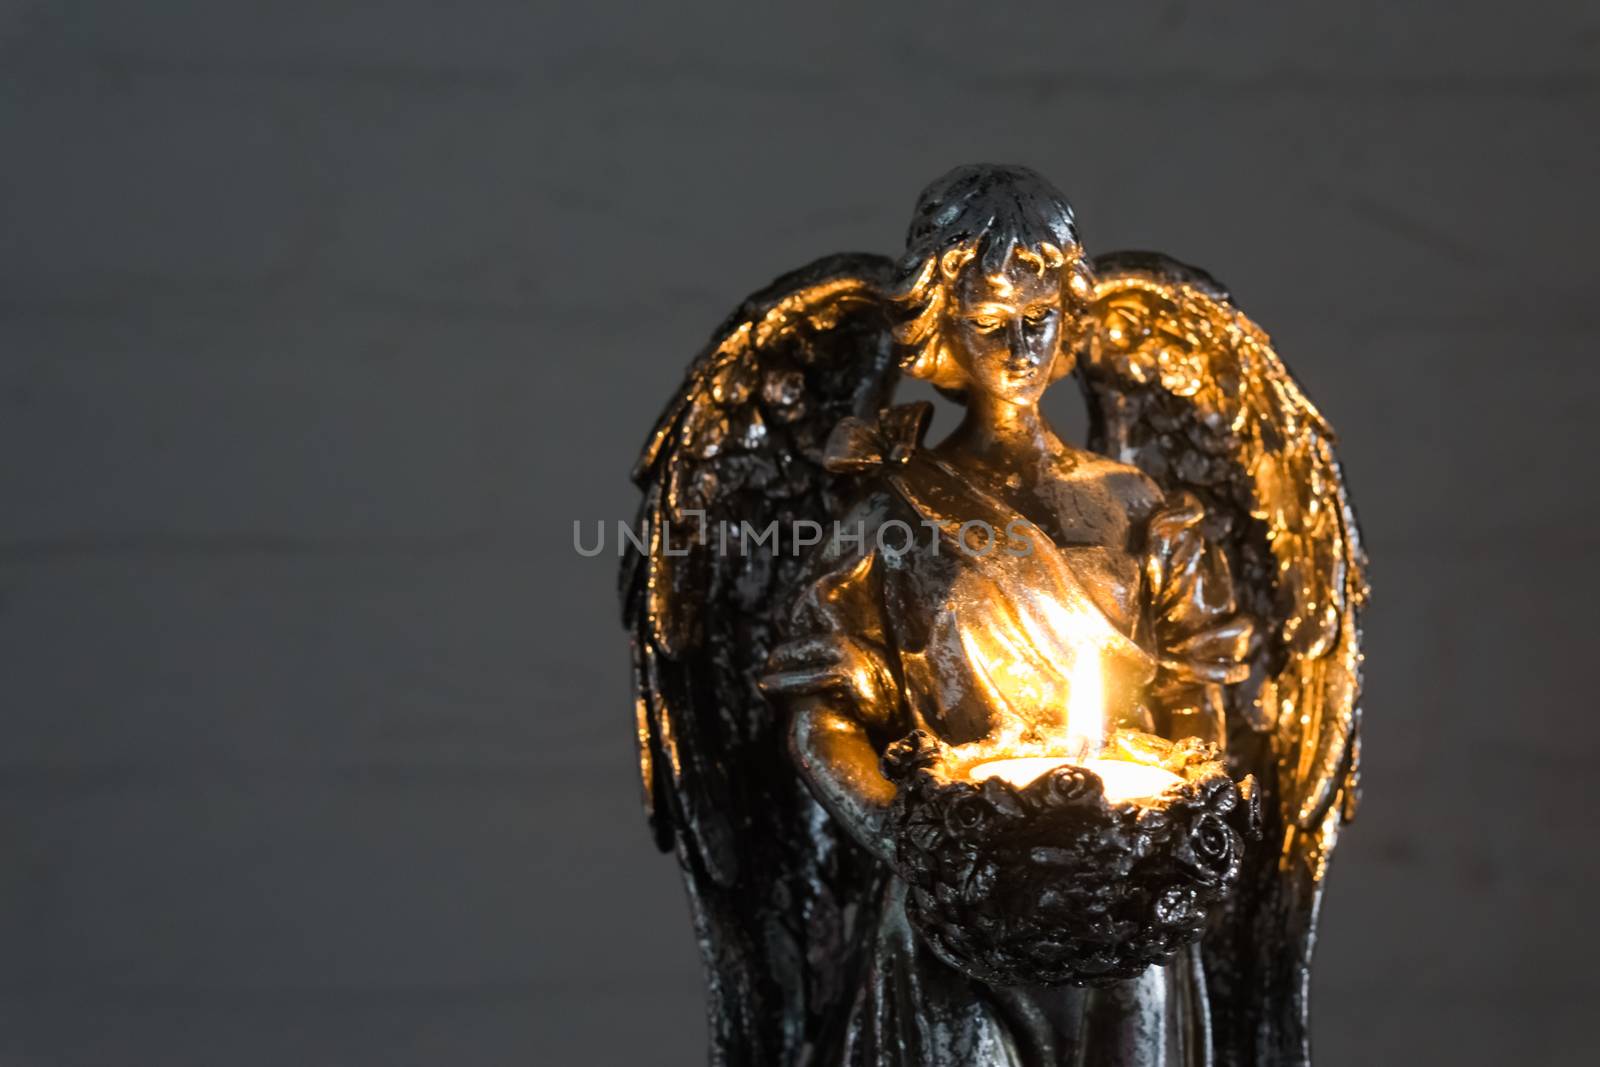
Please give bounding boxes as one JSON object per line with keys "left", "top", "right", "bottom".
{"left": 894, "top": 165, "right": 1094, "bottom": 405}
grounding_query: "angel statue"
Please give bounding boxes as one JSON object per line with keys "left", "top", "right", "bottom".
{"left": 621, "top": 165, "right": 1366, "bottom": 1067}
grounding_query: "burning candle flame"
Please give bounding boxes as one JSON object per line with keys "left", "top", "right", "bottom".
{"left": 1065, "top": 642, "right": 1105, "bottom": 755}
{"left": 958, "top": 599, "right": 1184, "bottom": 804}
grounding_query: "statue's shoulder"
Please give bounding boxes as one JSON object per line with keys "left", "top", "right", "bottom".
{"left": 1063, "top": 449, "right": 1164, "bottom": 525}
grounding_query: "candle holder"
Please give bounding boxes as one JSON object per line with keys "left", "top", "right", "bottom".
{"left": 884, "top": 729, "right": 1260, "bottom": 987}
{"left": 621, "top": 164, "right": 1368, "bottom": 1066}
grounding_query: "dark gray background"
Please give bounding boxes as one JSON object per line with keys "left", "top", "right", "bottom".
{"left": 3, "top": 2, "right": 1598, "bottom": 1064}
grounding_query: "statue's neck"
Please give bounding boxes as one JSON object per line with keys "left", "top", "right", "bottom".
{"left": 948, "top": 394, "right": 1058, "bottom": 463}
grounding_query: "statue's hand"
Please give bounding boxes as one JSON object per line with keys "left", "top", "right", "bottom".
{"left": 759, "top": 634, "right": 900, "bottom": 732}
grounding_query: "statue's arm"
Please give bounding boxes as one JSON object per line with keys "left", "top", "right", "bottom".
{"left": 761, "top": 526, "right": 907, "bottom": 869}
{"left": 788, "top": 696, "right": 898, "bottom": 866}
{"left": 764, "top": 628, "right": 903, "bottom": 867}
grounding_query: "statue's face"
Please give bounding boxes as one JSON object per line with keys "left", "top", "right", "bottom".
{"left": 951, "top": 252, "right": 1071, "bottom": 405}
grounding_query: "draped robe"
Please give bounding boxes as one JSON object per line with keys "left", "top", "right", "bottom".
{"left": 784, "top": 407, "right": 1252, "bottom": 1066}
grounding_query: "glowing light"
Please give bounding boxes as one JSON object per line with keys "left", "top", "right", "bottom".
{"left": 969, "top": 757, "right": 1183, "bottom": 805}
{"left": 1065, "top": 643, "right": 1104, "bottom": 750}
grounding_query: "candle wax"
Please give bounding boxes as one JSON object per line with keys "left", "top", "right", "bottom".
{"left": 968, "top": 757, "right": 1183, "bottom": 804}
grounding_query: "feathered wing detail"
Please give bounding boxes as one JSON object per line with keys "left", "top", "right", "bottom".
{"left": 621, "top": 253, "right": 899, "bottom": 1065}
{"left": 1080, "top": 252, "right": 1369, "bottom": 1066}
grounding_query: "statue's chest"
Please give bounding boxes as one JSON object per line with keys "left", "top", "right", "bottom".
{"left": 1003, "top": 479, "right": 1144, "bottom": 633}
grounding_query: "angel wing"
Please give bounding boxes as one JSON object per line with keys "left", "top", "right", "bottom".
{"left": 1080, "top": 251, "right": 1369, "bottom": 1066}
{"left": 621, "top": 253, "right": 899, "bottom": 1065}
